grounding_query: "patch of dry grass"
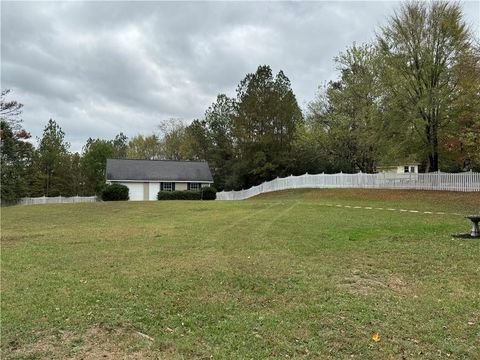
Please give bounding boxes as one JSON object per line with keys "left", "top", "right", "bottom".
{"left": 9, "top": 325, "right": 159, "bottom": 360}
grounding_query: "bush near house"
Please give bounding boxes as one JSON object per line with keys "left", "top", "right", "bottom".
{"left": 101, "top": 184, "right": 129, "bottom": 201}
{"left": 157, "top": 190, "right": 201, "bottom": 200}
{"left": 200, "top": 186, "right": 217, "bottom": 200}
{"left": 157, "top": 187, "right": 217, "bottom": 200}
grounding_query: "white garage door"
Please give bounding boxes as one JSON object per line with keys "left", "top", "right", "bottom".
{"left": 123, "top": 182, "right": 144, "bottom": 201}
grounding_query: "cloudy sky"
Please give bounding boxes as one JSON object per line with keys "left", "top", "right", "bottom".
{"left": 2, "top": 1, "right": 479, "bottom": 152}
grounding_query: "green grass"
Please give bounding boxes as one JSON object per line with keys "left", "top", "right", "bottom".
{"left": 1, "top": 189, "right": 479, "bottom": 359}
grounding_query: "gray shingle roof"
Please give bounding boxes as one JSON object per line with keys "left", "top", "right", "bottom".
{"left": 106, "top": 159, "right": 213, "bottom": 182}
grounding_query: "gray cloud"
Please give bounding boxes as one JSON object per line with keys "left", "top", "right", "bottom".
{"left": 2, "top": 1, "right": 478, "bottom": 152}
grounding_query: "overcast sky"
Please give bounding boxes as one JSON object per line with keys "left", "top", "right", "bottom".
{"left": 2, "top": 1, "right": 479, "bottom": 152}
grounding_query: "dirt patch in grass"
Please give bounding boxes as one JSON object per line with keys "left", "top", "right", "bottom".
{"left": 69, "top": 326, "right": 155, "bottom": 360}
{"left": 338, "top": 268, "right": 414, "bottom": 297}
{"left": 11, "top": 326, "right": 159, "bottom": 360}
{"left": 1, "top": 232, "right": 47, "bottom": 245}
{"left": 9, "top": 331, "right": 55, "bottom": 359}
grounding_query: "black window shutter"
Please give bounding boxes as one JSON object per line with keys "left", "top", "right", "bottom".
{"left": 160, "top": 182, "right": 164, "bottom": 191}
{"left": 172, "top": 182, "right": 175, "bottom": 191}
{"left": 187, "top": 183, "right": 190, "bottom": 190}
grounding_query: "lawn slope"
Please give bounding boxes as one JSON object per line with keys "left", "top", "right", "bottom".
{"left": 1, "top": 189, "right": 479, "bottom": 359}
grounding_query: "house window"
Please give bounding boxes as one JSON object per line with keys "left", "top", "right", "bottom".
{"left": 161, "top": 182, "right": 175, "bottom": 192}
{"left": 404, "top": 166, "right": 409, "bottom": 173}
{"left": 410, "top": 166, "right": 416, "bottom": 173}
{"left": 188, "top": 183, "right": 201, "bottom": 191}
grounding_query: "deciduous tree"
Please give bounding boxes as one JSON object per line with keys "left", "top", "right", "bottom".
{"left": 0, "top": 121, "right": 33, "bottom": 202}
{"left": 127, "top": 134, "right": 162, "bottom": 160}
{"left": 0, "top": 89, "right": 24, "bottom": 131}
{"left": 378, "top": 1, "right": 474, "bottom": 171}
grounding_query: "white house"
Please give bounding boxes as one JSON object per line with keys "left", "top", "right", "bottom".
{"left": 377, "top": 163, "right": 420, "bottom": 174}
{"left": 106, "top": 159, "right": 214, "bottom": 201}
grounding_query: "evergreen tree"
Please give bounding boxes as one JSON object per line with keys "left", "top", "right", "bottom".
{"left": 202, "top": 95, "right": 236, "bottom": 190}
{"left": 233, "top": 65, "right": 303, "bottom": 188}
{"left": 33, "top": 119, "right": 70, "bottom": 196}
{"left": 81, "top": 134, "right": 127, "bottom": 194}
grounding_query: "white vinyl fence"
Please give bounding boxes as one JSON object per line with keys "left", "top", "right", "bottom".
{"left": 217, "top": 171, "right": 480, "bottom": 200}
{"left": 18, "top": 196, "right": 97, "bottom": 206}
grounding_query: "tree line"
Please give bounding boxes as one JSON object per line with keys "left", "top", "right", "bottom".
{"left": 1, "top": 1, "right": 479, "bottom": 203}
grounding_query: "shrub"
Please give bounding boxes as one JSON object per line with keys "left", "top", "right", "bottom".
{"left": 157, "top": 190, "right": 201, "bottom": 200}
{"left": 201, "top": 186, "right": 217, "bottom": 200}
{"left": 101, "top": 184, "right": 129, "bottom": 201}
{"left": 156, "top": 187, "right": 217, "bottom": 200}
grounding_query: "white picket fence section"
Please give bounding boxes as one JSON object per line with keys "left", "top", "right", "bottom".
{"left": 217, "top": 171, "right": 480, "bottom": 200}
{"left": 19, "top": 196, "right": 97, "bottom": 205}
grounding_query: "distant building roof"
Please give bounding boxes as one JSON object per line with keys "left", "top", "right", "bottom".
{"left": 106, "top": 159, "right": 214, "bottom": 182}
{"left": 377, "top": 162, "right": 420, "bottom": 168}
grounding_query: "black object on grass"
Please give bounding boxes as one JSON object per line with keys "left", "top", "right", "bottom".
{"left": 452, "top": 215, "right": 480, "bottom": 239}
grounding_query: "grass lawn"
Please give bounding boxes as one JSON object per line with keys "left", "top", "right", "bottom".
{"left": 1, "top": 189, "right": 479, "bottom": 359}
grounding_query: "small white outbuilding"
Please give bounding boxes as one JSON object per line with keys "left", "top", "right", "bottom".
{"left": 105, "top": 159, "right": 214, "bottom": 201}
{"left": 377, "top": 163, "right": 420, "bottom": 174}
